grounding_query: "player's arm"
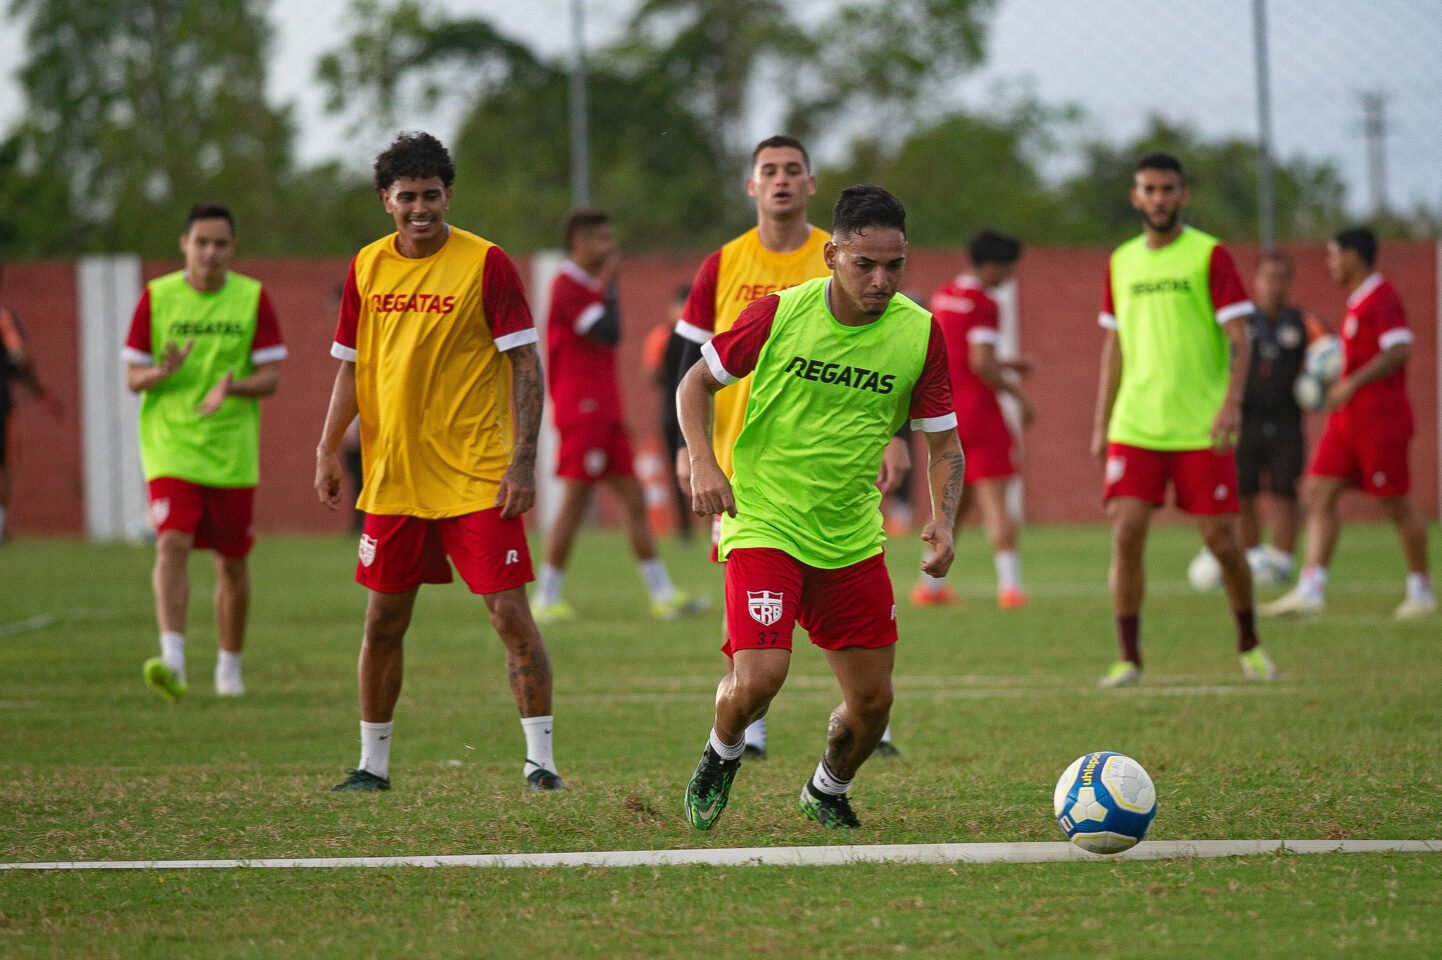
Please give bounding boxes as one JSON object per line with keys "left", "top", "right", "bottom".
{"left": 676, "top": 359, "right": 733, "bottom": 517}
{"left": 498, "top": 341, "right": 543, "bottom": 519}
{"left": 672, "top": 251, "right": 720, "bottom": 489}
{"left": 877, "top": 429, "right": 911, "bottom": 494}
{"left": 1090, "top": 329, "right": 1122, "bottom": 461}
{"left": 315, "top": 359, "right": 359, "bottom": 510}
{"left": 1326, "top": 341, "right": 1409, "bottom": 410}
{"left": 969, "top": 341, "right": 1035, "bottom": 426}
{"left": 1212, "top": 316, "right": 1251, "bottom": 450}
{"left": 126, "top": 340, "right": 193, "bottom": 392}
{"left": 920, "top": 428, "right": 965, "bottom": 578}
{"left": 578, "top": 287, "right": 621, "bottom": 346}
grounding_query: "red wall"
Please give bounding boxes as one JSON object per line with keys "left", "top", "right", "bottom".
{"left": 5, "top": 242, "right": 1437, "bottom": 536}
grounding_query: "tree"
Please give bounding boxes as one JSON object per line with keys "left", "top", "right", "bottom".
{"left": 3, "top": 0, "right": 302, "bottom": 256}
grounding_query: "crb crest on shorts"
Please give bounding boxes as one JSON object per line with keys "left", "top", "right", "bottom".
{"left": 747, "top": 590, "right": 784, "bottom": 627}
{"left": 358, "top": 534, "right": 378, "bottom": 567}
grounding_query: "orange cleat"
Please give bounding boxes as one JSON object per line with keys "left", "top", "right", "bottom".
{"left": 911, "top": 583, "right": 961, "bottom": 607}
{"left": 997, "top": 587, "right": 1027, "bottom": 610}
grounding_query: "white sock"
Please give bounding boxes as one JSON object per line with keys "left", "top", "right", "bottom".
{"left": 744, "top": 717, "right": 767, "bottom": 750}
{"left": 810, "top": 757, "right": 852, "bottom": 797}
{"left": 994, "top": 550, "right": 1021, "bottom": 592}
{"left": 1300, "top": 565, "right": 1328, "bottom": 601}
{"left": 1406, "top": 573, "right": 1433, "bottom": 602}
{"left": 359, "top": 720, "right": 394, "bottom": 780}
{"left": 1266, "top": 546, "right": 1294, "bottom": 576}
{"left": 535, "top": 565, "right": 564, "bottom": 606}
{"left": 521, "top": 715, "right": 555, "bottom": 776}
{"left": 1246, "top": 545, "right": 1268, "bottom": 567}
{"left": 880, "top": 723, "right": 893, "bottom": 745}
{"left": 216, "top": 649, "right": 242, "bottom": 680}
{"left": 708, "top": 727, "right": 744, "bottom": 761}
{"left": 920, "top": 571, "right": 947, "bottom": 590}
{"left": 639, "top": 558, "right": 676, "bottom": 603}
{"left": 160, "top": 631, "right": 186, "bottom": 679}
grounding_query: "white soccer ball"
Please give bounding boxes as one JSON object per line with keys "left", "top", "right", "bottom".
{"left": 1304, "top": 334, "right": 1343, "bottom": 384}
{"left": 1293, "top": 372, "right": 1327, "bottom": 412}
{"left": 1187, "top": 547, "right": 1222, "bottom": 591}
{"left": 1053, "top": 752, "right": 1158, "bottom": 855}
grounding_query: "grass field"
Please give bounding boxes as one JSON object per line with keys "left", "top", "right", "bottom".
{"left": 2, "top": 522, "right": 1440, "bottom": 958}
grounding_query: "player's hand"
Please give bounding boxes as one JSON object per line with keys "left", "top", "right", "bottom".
{"left": 195, "top": 372, "right": 233, "bottom": 417}
{"left": 1090, "top": 423, "right": 1108, "bottom": 462}
{"left": 1324, "top": 377, "right": 1356, "bottom": 412}
{"left": 1017, "top": 395, "right": 1036, "bottom": 429}
{"left": 598, "top": 253, "right": 622, "bottom": 288}
{"left": 920, "top": 521, "right": 955, "bottom": 577}
{"left": 495, "top": 462, "right": 536, "bottom": 519}
{"left": 689, "top": 460, "right": 736, "bottom": 518}
{"left": 1003, "top": 356, "right": 1035, "bottom": 376}
{"left": 159, "top": 339, "right": 194, "bottom": 378}
{"left": 315, "top": 450, "right": 345, "bottom": 510}
{"left": 675, "top": 446, "right": 693, "bottom": 500}
{"left": 1210, "top": 402, "right": 1241, "bottom": 452}
{"left": 876, "top": 435, "right": 911, "bottom": 493}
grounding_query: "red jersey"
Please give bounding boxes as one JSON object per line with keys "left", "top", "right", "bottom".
{"left": 1337, "top": 273, "right": 1412, "bottom": 432}
{"left": 546, "top": 261, "right": 622, "bottom": 426}
{"left": 930, "top": 275, "right": 1006, "bottom": 433}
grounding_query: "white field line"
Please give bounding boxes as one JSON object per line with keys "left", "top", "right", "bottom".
{"left": 3, "top": 840, "right": 1437, "bottom": 872}
{"left": 0, "top": 614, "right": 58, "bottom": 638}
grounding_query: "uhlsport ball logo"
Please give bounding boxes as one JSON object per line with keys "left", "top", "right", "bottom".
{"left": 1053, "top": 751, "right": 1157, "bottom": 854}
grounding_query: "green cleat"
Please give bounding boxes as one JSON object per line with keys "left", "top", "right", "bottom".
{"left": 683, "top": 745, "right": 740, "bottom": 830}
{"left": 799, "top": 782, "right": 861, "bottom": 829}
{"left": 331, "top": 769, "right": 390, "bottom": 792}
{"left": 1098, "top": 660, "right": 1141, "bottom": 689}
{"left": 653, "top": 590, "right": 711, "bottom": 621}
{"left": 530, "top": 599, "right": 577, "bottom": 625}
{"left": 142, "top": 657, "right": 187, "bottom": 702}
{"left": 1240, "top": 646, "right": 1279, "bottom": 681}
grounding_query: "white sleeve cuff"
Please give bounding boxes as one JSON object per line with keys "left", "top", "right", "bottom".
{"left": 122, "top": 347, "right": 152, "bottom": 365}
{"left": 575, "top": 302, "right": 606, "bottom": 334}
{"left": 330, "top": 343, "right": 358, "bottom": 362}
{"left": 675, "top": 319, "right": 712, "bottom": 344}
{"left": 700, "top": 340, "right": 738, "bottom": 385}
{"left": 1098, "top": 312, "right": 1119, "bottom": 330}
{"left": 967, "top": 327, "right": 1000, "bottom": 345}
{"left": 1216, "top": 300, "right": 1254, "bottom": 324}
{"left": 251, "top": 344, "right": 288, "bottom": 365}
{"left": 494, "top": 328, "right": 540, "bottom": 352}
{"left": 910, "top": 412, "right": 958, "bottom": 433}
{"left": 1379, "top": 328, "right": 1413, "bottom": 349}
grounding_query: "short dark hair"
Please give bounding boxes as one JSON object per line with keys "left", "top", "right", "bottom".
{"left": 373, "top": 131, "right": 456, "bottom": 193}
{"left": 1333, "top": 226, "right": 1378, "bottom": 268}
{"left": 832, "top": 185, "right": 906, "bottom": 240}
{"left": 185, "top": 203, "right": 234, "bottom": 234}
{"left": 751, "top": 135, "right": 810, "bottom": 172}
{"left": 968, "top": 229, "right": 1022, "bottom": 267}
{"left": 1135, "top": 151, "right": 1184, "bottom": 179}
{"left": 1256, "top": 249, "right": 1292, "bottom": 274}
{"left": 562, "top": 208, "right": 611, "bottom": 250}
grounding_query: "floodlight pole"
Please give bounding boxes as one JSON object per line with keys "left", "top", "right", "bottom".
{"left": 569, "top": 0, "right": 592, "bottom": 207}
{"left": 1252, "top": 0, "right": 1276, "bottom": 249}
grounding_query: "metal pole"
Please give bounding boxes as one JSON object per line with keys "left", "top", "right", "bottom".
{"left": 1360, "top": 91, "right": 1389, "bottom": 216}
{"left": 1252, "top": 0, "right": 1276, "bottom": 248}
{"left": 568, "top": 0, "right": 592, "bottom": 207}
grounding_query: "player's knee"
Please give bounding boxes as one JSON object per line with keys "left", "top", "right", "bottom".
{"left": 851, "top": 685, "right": 893, "bottom": 724}
{"left": 487, "top": 594, "right": 537, "bottom": 643}
{"left": 731, "top": 671, "right": 785, "bottom": 711}
{"left": 155, "top": 532, "right": 190, "bottom": 564}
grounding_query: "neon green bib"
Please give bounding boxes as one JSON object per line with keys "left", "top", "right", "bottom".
{"left": 721, "top": 277, "right": 931, "bottom": 569}
{"left": 1107, "top": 228, "right": 1230, "bottom": 450}
{"left": 138, "top": 271, "right": 264, "bottom": 486}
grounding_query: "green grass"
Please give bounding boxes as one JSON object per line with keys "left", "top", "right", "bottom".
{"left": 1, "top": 523, "right": 1439, "bottom": 957}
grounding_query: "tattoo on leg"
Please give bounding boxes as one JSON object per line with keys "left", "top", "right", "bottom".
{"left": 825, "top": 709, "right": 855, "bottom": 775}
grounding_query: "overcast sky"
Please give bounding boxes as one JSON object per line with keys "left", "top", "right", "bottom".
{"left": 1, "top": 0, "right": 1438, "bottom": 218}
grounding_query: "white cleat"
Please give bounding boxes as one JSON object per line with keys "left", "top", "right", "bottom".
{"left": 214, "top": 671, "right": 246, "bottom": 697}
{"left": 1259, "top": 588, "right": 1323, "bottom": 619}
{"left": 1393, "top": 596, "right": 1437, "bottom": 620}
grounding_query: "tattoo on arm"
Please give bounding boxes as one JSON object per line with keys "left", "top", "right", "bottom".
{"left": 939, "top": 449, "right": 966, "bottom": 525}
{"left": 508, "top": 343, "right": 543, "bottom": 465}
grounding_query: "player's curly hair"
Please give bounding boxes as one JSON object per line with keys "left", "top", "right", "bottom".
{"left": 373, "top": 131, "right": 456, "bottom": 193}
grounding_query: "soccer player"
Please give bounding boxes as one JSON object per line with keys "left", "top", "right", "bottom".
{"left": 674, "top": 135, "right": 908, "bottom": 760}
{"left": 530, "top": 209, "right": 706, "bottom": 623}
{"left": 1228, "top": 251, "right": 1327, "bottom": 587}
{"left": 0, "top": 265, "right": 63, "bottom": 544}
{"left": 913, "top": 229, "right": 1034, "bottom": 610}
{"left": 1091, "top": 152, "right": 1277, "bottom": 688}
{"left": 315, "top": 132, "right": 563, "bottom": 794}
{"left": 678, "top": 185, "right": 963, "bottom": 830}
{"left": 1262, "top": 228, "right": 1435, "bottom": 619}
{"left": 124, "top": 204, "right": 287, "bottom": 700}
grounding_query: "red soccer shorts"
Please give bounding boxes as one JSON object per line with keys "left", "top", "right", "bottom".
{"left": 722, "top": 547, "right": 897, "bottom": 656}
{"left": 356, "top": 508, "right": 534, "bottom": 595}
{"left": 1309, "top": 417, "right": 1411, "bottom": 497}
{"left": 1102, "top": 442, "right": 1239, "bottom": 515}
{"left": 555, "top": 415, "right": 635, "bottom": 482}
{"left": 148, "top": 478, "right": 255, "bottom": 558}
{"left": 957, "top": 414, "right": 1016, "bottom": 483}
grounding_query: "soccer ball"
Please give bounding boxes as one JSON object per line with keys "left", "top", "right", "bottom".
{"left": 1053, "top": 751, "right": 1157, "bottom": 854}
{"left": 1304, "top": 334, "right": 1343, "bottom": 384}
{"left": 1187, "top": 547, "right": 1222, "bottom": 591}
{"left": 1293, "top": 372, "right": 1326, "bottom": 412}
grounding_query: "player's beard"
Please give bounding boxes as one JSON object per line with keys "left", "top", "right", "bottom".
{"left": 1143, "top": 208, "right": 1180, "bottom": 233}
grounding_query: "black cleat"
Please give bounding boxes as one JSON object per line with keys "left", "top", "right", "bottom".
{"left": 526, "top": 765, "right": 566, "bottom": 792}
{"left": 684, "top": 745, "right": 742, "bottom": 829}
{"left": 800, "top": 781, "right": 861, "bottom": 829}
{"left": 741, "top": 743, "right": 768, "bottom": 761}
{"left": 874, "top": 741, "right": 901, "bottom": 759}
{"left": 331, "top": 768, "right": 390, "bottom": 792}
